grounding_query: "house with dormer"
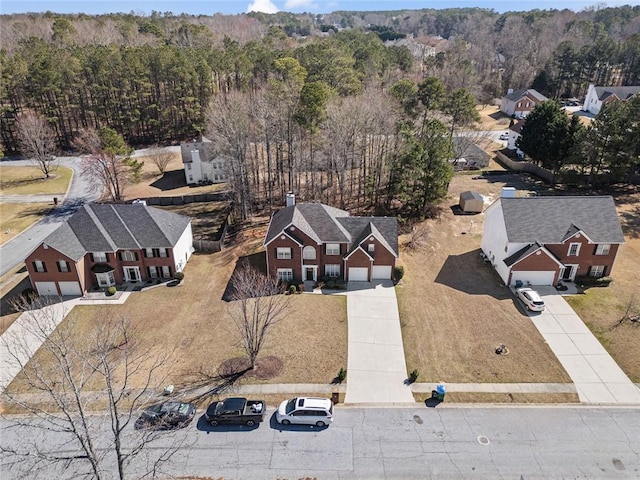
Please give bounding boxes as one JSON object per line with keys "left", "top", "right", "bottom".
{"left": 582, "top": 83, "right": 640, "bottom": 116}
{"left": 25, "top": 203, "right": 193, "bottom": 296}
{"left": 500, "top": 89, "right": 547, "bottom": 118}
{"left": 481, "top": 194, "right": 624, "bottom": 286}
{"left": 263, "top": 195, "right": 398, "bottom": 283}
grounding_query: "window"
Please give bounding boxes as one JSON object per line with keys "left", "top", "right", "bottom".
{"left": 161, "top": 266, "right": 172, "bottom": 278}
{"left": 57, "top": 260, "right": 70, "bottom": 273}
{"left": 277, "top": 269, "right": 293, "bottom": 282}
{"left": 568, "top": 243, "right": 581, "bottom": 256}
{"left": 590, "top": 265, "right": 605, "bottom": 277}
{"left": 276, "top": 247, "right": 292, "bottom": 259}
{"left": 186, "top": 163, "right": 192, "bottom": 170}
{"left": 145, "top": 248, "right": 154, "bottom": 258}
{"left": 120, "top": 251, "right": 136, "bottom": 261}
{"left": 33, "top": 260, "right": 46, "bottom": 273}
{"left": 148, "top": 266, "right": 158, "bottom": 279}
{"left": 325, "top": 264, "right": 340, "bottom": 278}
{"left": 595, "top": 244, "right": 611, "bottom": 255}
{"left": 92, "top": 252, "right": 107, "bottom": 262}
{"left": 325, "top": 243, "right": 340, "bottom": 255}
{"left": 367, "top": 243, "right": 375, "bottom": 253}
{"left": 302, "top": 246, "right": 316, "bottom": 260}
{"left": 96, "top": 271, "right": 115, "bottom": 287}
{"left": 158, "top": 248, "right": 168, "bottom": 258}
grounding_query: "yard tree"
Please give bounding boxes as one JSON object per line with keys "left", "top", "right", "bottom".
{"left": 74, "top": 127, "right": 141, "bottom": 202}
{"left": 389, "top": 79, "right": 419, "bottom": 119}
{"left": 0, "top": 299, "right": 188, "bottom": 479}
{"left": 442, "top": 88, "right": 480, "bottom": 138}
{"left": 147, "top": 144, "right": 175, "bottom": 175}
{"left": 15, "top": 111, "right": 59, "bottom": 178}
{"left": 227, "top": 262, "right": 290, "bottom": 370}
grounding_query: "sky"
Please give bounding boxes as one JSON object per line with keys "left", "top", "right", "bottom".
{"left": 0, "top": 0, "right": 636, "bottom": 16}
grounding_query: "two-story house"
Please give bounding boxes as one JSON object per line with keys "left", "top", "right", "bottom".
{"left": 582, "top": 83, "right": 640, "bottom": 116}
{"left": 264, "top": 196, "right": 398, "bottom": 283}
{"left": 500, "top": 89, "right": 547, "bottom": 118}
{"left": 25, "top": 203, "right": 193, "bottom": 296}
{"left": 181, "top": 135, "right": 228, "bottom": 185}
{"left": 481, "top": 194, "right": 624, "bottom": 286}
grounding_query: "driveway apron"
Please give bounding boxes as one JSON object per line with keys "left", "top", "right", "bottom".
{"left": 344, "top": 281, "right": 414, "bottom": 404}
{"left": 532, "top": 287, "right": 640, "bottom": 404}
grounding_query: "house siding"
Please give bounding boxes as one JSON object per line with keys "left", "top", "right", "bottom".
{"left": 26, "top": 245, "right": 81, "bottom": 295}
{"left": 266, "top": 235, "right": 306, "bottom": 282}
{"left": 346, "top": 249, "right": 372, "bottom": 281}
{"left": 545, "top": 237, "right": 619, "bottom": 278}
{"left": 509, "top": 251, "right": 561, "bottom": 285}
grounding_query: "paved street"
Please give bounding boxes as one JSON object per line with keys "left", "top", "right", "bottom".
{"left": 2, "top": 406, "right": 639, "bottom": 479}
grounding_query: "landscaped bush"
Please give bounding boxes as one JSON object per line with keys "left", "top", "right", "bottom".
{"left": 336, "top": 367, "right": 347, "bottom": 383}
{"left": 577, "top": 276, "right": 613, "bottom": 288}
{"left": 326, "top": 279, "right": 336, "bottom": 289}
{"left": 408, "top": 369, "right": 419, "bottom": 383}
{"left": 107, "top": 286, "right": 117, "bottom": 296}
{"left": 174, "top": 271, "right": 185, "bottom": 281}
{"left": 393, "top": 265, "right": 404, "bottom": 281}
{"left": 288, "top": 284, "right": 297, "bottom": 294}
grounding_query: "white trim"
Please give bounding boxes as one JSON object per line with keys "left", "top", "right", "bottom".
{"left": 277, "top": 268, "right": 293, "bottom": 282}
{"left": 561, "top": 264, "right": 579, "bottom": 281}
{"left": 595, "top": 244, "right": 611, "bottom": 255}
{"left": 123, "top": 266, "right": 141, "bottom": 282}
{"left": 508, "top": 245, "right": 565, "bottom": 268}
{"left": 568, "top": 243, "right": 581, "bottom": 256}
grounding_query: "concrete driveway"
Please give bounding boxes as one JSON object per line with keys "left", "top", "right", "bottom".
{"left": 528, "top": 287, "right": 640, "bottom": 404}
{"left": 344, "top": 281, "right": 414, "bottom": 404}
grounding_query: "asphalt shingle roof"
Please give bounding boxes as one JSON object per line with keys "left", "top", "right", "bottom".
{"left": 504, "top": 89, "right": 547, "bottom": 102}
{"left": 500, "top": 196, "right": 624, "bottom": 244}
{"left": 42, "top": 203, "right": 191, "bottom": 260}
{"left": 594, "top": 85, "right": 640, "bottom": 102}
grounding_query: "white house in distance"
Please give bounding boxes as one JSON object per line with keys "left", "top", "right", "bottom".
{"left": 181, "top": 136, "right": 228, "bottom": 185}
{"left": 500, "top": 89, "right": 547, "bottom": 118}
{"left": 506, "top": 119, "right": 525, "bottom": 157}
{"left": 582, "top": 83, "right": 640, "bottom": 116}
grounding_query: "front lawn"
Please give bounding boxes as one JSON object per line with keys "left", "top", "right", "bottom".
{"left": 0, "top": 203, "right": 53, "bottom": 245}
{"left": 0, "top": 165, "right": 72, "bottom": 195}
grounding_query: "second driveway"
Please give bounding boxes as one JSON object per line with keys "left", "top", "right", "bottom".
{"left": 344, "top": 281, "right": 414, "bottom": 404}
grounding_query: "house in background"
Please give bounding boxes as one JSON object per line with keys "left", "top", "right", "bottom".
{"left": 264, "top": 194, "right": 398, "bottom": 283}
{"left": 481, "top": 192, "right": 624, "bottom": 286}
{"left": 506, "top": 119, "right": 525, "bottom": 158}
{"left": 582, "top": 83, "right": 640, "bottom": 116}
{"left": 500, "top": 89, "right": 547, "bottom": 118}
{"left": 25, "top": 203, "right": 193, "bottom": 296}
{"left": 181, "top": 136, "right": 228, "bottom": 185}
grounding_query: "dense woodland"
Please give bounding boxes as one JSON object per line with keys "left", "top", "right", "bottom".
{"left": 1, "top": 6, "right": 639, "bottom": 217}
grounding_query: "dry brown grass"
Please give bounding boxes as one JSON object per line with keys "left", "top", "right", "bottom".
{"left": 413, "top": 392, "right": 580, "bottom": 404}
{"left": 398, "top": 173, "right": 572, "bottom": 384}
{"left": 0, "top": 166, "right": 72, "bottom": 195}
{"left": 476, "top": 105, "right": 512, "bottom": 131}
{"left": 0, "top": 203, "right": 53, "bottom": 245}
{"left": 0, "top": 268, "right": 31, "bottom": 334}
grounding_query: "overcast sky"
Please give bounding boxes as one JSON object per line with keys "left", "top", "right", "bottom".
{"left": 0, "top": 0, "right": 635, "bottom": 15}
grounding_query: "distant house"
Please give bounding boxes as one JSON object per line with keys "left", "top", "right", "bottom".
{"left": 500, "top": 89, "right": 547, "bottom": 118}
{"left": 25, "top": 203, "right": 193, "bottom": 296}
{"left": 452, "top": 137, "right": 490, "bottom": 168}
{"left": 506, "top": 119, "right": 525, "bottom": 157}
{"left": 481, "top": 193, "right": 624, "bottom": 286}
{"left": 582, "top": 83, "right": 640, "bottom": 116}
{"left": 264, "top": 194, "right": 398, "bottom": 283}
{"left": 180, "top": 136, "right": 228, "bottom": 185}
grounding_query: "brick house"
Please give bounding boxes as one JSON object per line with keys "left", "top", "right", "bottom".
{"left": 264, "top": 196, "right": 398, "bottom": 283}
{"left": 481, "top": 195, "right": 624, "bottom": 286}
{"left": 25, "top": 203, "right": 193, "bottom": 296}
{"left": 500, "top": 89, "right": 547, "bottom": 118}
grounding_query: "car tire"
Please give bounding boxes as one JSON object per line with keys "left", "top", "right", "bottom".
{"left": 281, "top": 419, "right": 290, "bottom": 426}
{"left": 246, "top": 420, "right": 255, "bottom": 427}
{"left": 210, "top": 420, "right": 219, "bottom": 427}
{"left": 316, "top": 421, "right": 326, "bottom": 427}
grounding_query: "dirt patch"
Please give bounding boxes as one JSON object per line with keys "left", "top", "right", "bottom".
{"left": 218, "top": 356, "right": 283, "bottom": 380}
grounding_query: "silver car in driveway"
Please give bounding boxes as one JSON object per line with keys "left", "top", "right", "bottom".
{"left": 516, "top": 287, "right": 546, "bottom": 311}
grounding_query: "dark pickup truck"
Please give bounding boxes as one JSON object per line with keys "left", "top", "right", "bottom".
{"left": 204, "top": 397, "right": 266, "bottom": 427}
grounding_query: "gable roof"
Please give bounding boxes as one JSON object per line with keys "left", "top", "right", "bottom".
{"left": 593, "top": 85, "right": 640, "bottom": 102}
{"left": 509, "top": 119, "right": 526, "bottom": 134}
{"left": 504, "top": 242, "right": 564, "bottom": 268}
{"left": 264, "top": 203, "right": 398, "bottom": 255}
{"left": 504, "top": 89, "right": 547, "bottom": 103}
{"left": 41, "top": 203, "right": 191, "bottom": 261}
{"left": 499, "top": 196, "right": 624, "bottom": 244}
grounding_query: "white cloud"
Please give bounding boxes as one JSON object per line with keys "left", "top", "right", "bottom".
{"left": 284, "top": 0, "right": 316, "bottom": 9}
{"left": 247, "top": 0, "right": 280, "bottom": 13}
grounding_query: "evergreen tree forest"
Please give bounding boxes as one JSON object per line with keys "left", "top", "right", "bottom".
{"left": 1, "top": 6, "right": 639, "bottom": 217}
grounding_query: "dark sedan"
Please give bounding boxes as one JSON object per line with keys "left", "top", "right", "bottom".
{"left": 134, "top": 401, "right": 196, "bottom": 430}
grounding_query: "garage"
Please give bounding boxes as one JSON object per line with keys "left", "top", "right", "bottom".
{"left": 348, "top": 267, "right": 368, "bottom": 282}
{"left": 510, "top": 270, "right": 555, "bottom": 286}
{"left": 372, "top": 265, "right": 392, "bottom": 280}
{"left": 35, "top": 281, "right": 57, "bottom": 296}
{"left": 58, "top": 281, "right": 82, "bottom": 296}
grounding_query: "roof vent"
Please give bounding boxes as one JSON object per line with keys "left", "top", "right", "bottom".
{"left": 286, "top": 192, "right": 295, "bottom": 207}
{"left": 501, "top": 187, "right": 516, "bottom": 198}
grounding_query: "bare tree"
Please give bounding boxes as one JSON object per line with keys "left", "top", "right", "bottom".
{"left": 0, "top": 298, "right": 186, "bottom": 479}
{"left": 15, "top": 112, "right": 59, "bottom": 178}
{"left": 146, "top": 145, "right": 175, "bottom": 175}
{"left": 227, "top": 262, "right": 289, "bottom": 369}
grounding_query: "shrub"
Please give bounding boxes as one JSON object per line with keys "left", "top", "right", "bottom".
{"left": 107, "top": 286, "right": 117, "bottom": 296}
{"left": 336, "top": 367, "right": 347, "bottom": 383}
{"left": 326, "top": 280, "right": 336, "bottom": 289}
{"left": 408, "top": 369, "right": 419, "bottom": 384}
{"left": 393, "top": 265, "right": 404, "bottom": 281}
{"left": 288, "top": 284, "right": 297, "bottom": 294}
{"left": 174, "top": 271, "right": 185, "bottom": 281}
{"left": 577, "top": 276, "right": 613, "bottom": 288}
{"left": 298, "top": 283, "right": 305, "bottom": 293}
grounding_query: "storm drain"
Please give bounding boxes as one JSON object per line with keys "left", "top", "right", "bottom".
{"left": 477, "top": 435, "right": 490, "bottom": 446}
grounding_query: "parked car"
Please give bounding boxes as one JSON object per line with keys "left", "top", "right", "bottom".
{"left": 516, "top": 287, "right": 546, "bottom": 311}
{"left": 205, "top": 397, "right": 266, "bottom": 427}
{"left": 276, "top": 397, "right": 333, "bottom": 427}
{"left": 499, "top": 132, "right": 509, "bottom": 140}
{"left": 134, "top": 401, "right": 196, "bottom": 430}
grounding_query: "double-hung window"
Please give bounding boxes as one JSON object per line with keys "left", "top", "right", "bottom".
{"left": 277, "top": 269, "right": 293, "bottom": 282}
{"left": 325, "top": 264, "right": 340, "bottom": 278}
{"left": 590, "top": 265, "right": 605, "bottom": 277}
{"left": 325, "top": 244, "right": 340, "bottom": 255}
{"left": 92, "top": 252, "right": 107, "bottom": 262}
{"left": 33, "top": 260, "right": 46, "bottom": 273}
{"left": 595, "top": 244, "right": 610, "bottom": 256}
{"left": 277, "top": 247, "right": 292, "bottom": 259}
{"left": 568, "top": 243, "right": 581, "bottom": 256}
{"left": 57, "top": 260, "right": 70, "bottom": 272}
{"left": 121, "top": 251, "right": 136, "bottom": 261}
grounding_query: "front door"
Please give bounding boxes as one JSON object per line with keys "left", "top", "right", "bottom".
{"left": 305, "top": 267, "right": 315, "bottom": 281}
{"left": 124, "top": 266, "right": 141, "bottom": 282}
{"left": 562, "top": 265, "right": 578, "bottom": 281}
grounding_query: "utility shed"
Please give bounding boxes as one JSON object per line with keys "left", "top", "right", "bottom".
{"left": 459, "top": 191, "right": 484, "bottom": 213}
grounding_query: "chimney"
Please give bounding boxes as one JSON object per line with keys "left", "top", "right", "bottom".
{"left": 286, "top": 192, "right": 295, "bottom": 207}
{"left": 507, "top": 88, "right": 513, "bottom": 95}
{"left": 501, "top": 187, "right": 516, "bottom": 198}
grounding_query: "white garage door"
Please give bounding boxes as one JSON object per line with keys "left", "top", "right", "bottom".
{"left": 348, "top": 267, "right": 368, "bottom": 282}
{"left": 58, "top": 281, "right": 81, "bottom": 296}
{"left": 35, "top": 281, "right": 57, "bottom": 296}
{"left": 510, "top": 270, "right": 555, "bottom": 286}
{"left": 372, "top": 265, "right": 392, "bottom": 280}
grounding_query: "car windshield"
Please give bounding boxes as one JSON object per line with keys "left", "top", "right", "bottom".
{"left": 285, "top": 398, "right": 297, "bottom": 414}
{"left": 533, "top": 301, "right": 545, "bottom": 306}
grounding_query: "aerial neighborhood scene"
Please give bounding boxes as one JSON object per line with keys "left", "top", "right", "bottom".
{"left": 1, "top": 0, "right": 640, "bottom": 478}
